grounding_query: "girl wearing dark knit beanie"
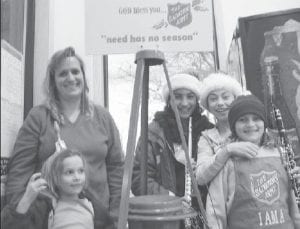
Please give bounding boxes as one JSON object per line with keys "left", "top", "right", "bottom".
{"left": 206, "top": 94, "right": 300, "bottom": 229}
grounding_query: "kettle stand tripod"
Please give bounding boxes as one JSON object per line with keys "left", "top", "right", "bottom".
{"left": 117, "top": 50, "right": 209, "bottom": 229}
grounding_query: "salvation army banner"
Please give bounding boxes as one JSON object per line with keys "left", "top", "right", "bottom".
{"left": 85, "top": 0, "right": 213, "bottom": 54}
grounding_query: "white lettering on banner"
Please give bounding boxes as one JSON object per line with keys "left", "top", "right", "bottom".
{"left": 85, "top": 0, "right": 213, "bottom": 54}
{"left": 258, "top": 209, "right": 285, "bottom": 227}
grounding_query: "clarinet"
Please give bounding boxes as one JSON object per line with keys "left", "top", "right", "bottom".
{"left": 184, "top": 117, "right": 193, "bottom": 229}
{"left": 273, "top": 106, "right": 300, "bottom": 209}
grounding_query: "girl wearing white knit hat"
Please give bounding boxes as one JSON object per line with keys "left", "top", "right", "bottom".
{"left": 196, "top": 72, "right": 259, "bottom": 186}
{"left": 132, "top": 73, "right": 213, "bottom": 221}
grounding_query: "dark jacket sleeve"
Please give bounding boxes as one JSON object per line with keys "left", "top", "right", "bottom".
{"left": 131, "top": 126, "right": 170, "bottom": 196}
{"left": 5, "top": 107, "right": 44, "bottom": 205}
{"left": 1, "top": 196, "right": 51, "bottom": 229}
{"left": 1, "top": 204, "right": 32, "bottom": 229}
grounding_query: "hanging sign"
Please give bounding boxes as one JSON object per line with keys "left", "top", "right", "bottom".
{"left": 85, "top": 0, "right": 213, "bottom": 54}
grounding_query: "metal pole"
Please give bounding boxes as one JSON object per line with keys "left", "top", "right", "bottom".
{"left": 118, "top": 50, "right": 164, "bottom": 229}
{"left": 117, "top": 59, "right": 144, "bottom": 229}
{"left": 103, "top": 55, "right": 109, "bottom": 108}
{"left": 211, "top": 0, "right": 220, "bottom": 71}
{"left": 163, "top": 62, "right": 209, "bottom": 228}
{"left": 140, "top": 63, "right": 149, "bottom": 195}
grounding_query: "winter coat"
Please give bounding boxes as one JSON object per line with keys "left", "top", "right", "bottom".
{"left": 131, "top": 106, "right": 213, "bottom": 197}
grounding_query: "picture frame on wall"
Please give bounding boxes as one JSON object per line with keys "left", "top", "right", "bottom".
{"left": 236, "top": 8, "right": 300, "bottom": 162}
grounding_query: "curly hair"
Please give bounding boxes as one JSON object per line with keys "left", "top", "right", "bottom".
{"left": 200, "top": 72, "right": 243, "bottom": 110}
{"left": 44, "top": 47, "right": 92, "bottom": 124}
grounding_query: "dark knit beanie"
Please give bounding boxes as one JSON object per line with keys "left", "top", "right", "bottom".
{"left": 228, "top": 94, "right": 267, "bottom": 137}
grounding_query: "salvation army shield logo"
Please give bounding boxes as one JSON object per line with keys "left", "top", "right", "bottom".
{"left": 250, "top": 170, "right": 280, "bottom": 205}
{"left": 167, "top": 3, "right": 192, "bottom": 29}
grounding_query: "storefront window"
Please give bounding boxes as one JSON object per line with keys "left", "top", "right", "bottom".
{"left": 1, "top": 0, "right": 25, "bottom": 53}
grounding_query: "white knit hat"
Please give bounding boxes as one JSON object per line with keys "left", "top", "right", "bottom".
{"left": 200, "top": 72, "right": 243, "bottom": 109}
{"left": 162, "top": 73, "right": 202, "bottom": 102}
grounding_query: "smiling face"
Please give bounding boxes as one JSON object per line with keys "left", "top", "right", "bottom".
{"left": 235, "top": 114, "right": 265, "bottom": 145}
{"left": 207, "top": 89, "right": 235, "bottom": 121}
{"left": 172, "top": 88, "right": 197, "bottom": 119}
{"left": 58, "top": 155, "right": 86, "bottom": 200}
{"left": 54, "top": 57, "right": 84, "bottom": 102}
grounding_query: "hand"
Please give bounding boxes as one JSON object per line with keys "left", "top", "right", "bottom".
{"left": 182, "top": 195, "right": 192, "bottom": 207}
{"left": 215, "top": 142, "right": 259, "bottom": 171}
{"left": 226, "top": 142, "right": 259, "bottom": 159}
{"left": 16, "top": 173, "right": 48, "bottom": 214}
{"left": 25, "top": 173, "right": 48, "bottom": 200}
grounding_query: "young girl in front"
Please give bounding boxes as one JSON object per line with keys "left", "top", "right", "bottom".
{"left": 206, "top": 94, "right": 300, "bottom": 229}
{"left": 2, "top": 149, "right": 113, "bottom": 229}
